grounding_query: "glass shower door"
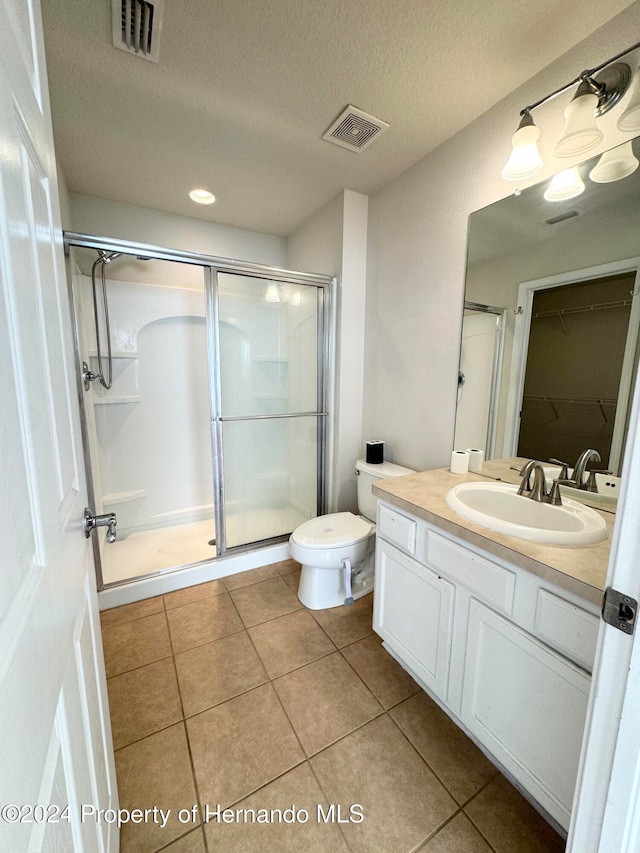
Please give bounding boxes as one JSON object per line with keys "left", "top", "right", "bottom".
{"left": 70, "top": 248, "right": 216, "bottom": 585}
{"left": 215, "top": 272, "right": 327, "bottom": 550}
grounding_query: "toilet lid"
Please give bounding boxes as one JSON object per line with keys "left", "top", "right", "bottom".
{"left": 291, "top": 512, "right": 373, "bottom": 548}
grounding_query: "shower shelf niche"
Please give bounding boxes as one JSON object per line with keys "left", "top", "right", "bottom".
{"left": 93, "top": 395, "right": 142, "bottom": 405}
{"left": 103, "top": 490, "right": 147, "bottom": 505}
{"left": 88, "top": 350, "right": 139, "bottom": 359}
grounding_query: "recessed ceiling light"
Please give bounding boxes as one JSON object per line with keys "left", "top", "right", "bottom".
{"left": 189, "top": 188, "right": 216, "bottom": 205}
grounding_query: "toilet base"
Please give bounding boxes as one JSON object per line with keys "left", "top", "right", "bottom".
{"left": 297, "top": 541, "right": 375, "bottom": 610}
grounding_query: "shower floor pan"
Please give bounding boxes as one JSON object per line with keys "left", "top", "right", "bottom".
{"left": 100, "top": 507, "right": 308, "bottom": 585}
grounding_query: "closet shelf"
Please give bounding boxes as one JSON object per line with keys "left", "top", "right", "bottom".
{"left": 532, "top": 298, "right": 632, "bottom": 320}
{"left": 523, "top": 395, "right": 617, "bottom": 405}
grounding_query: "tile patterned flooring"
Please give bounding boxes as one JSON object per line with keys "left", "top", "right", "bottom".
{"left": 100, "top": 559, "right": 566, "bottom": 852}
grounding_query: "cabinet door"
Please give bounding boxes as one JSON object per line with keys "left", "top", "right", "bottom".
{"left": 374, "top": 540, "right": 454, "bottom": 699}
{"left": 461, "top": 599, "right": 591, "bottom": 830}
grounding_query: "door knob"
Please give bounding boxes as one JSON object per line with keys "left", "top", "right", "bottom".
{"left": 84, "top": 508, "right": 117, "bottom": 543}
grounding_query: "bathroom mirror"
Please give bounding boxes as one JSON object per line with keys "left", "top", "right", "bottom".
{"left": 455, "top": 136, "right": 640, "bottom": 478}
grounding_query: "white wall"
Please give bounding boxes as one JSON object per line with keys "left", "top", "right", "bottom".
{"left": 56, "top": 165, "right": 71, "bottom": 229}
{"left": 363, "top": 3, "right": 640, "bottom": 473}
{"left": 70, "top": 193, "right": 287, "bottom": 267}
{"left": 287, "top": 189, "right": 369, "bottom": 512}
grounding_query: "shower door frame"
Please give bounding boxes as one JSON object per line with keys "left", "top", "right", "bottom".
{"left": 64, "top": 231, "right": 335, "bottom": 590}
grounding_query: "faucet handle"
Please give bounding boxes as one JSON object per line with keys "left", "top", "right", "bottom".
{"left": 585, "top": 469, "right": 612, "bottom": 493}
{"left": 548, "top": 478, "right": 576, "bottom": 505}
{"left": 549, "top": 458, "right": 570, "bottom": 480}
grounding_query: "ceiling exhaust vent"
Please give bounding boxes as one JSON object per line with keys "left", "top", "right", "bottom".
{"left": 111, "top": 0, "right": 164, "bottom": 63}
{"left": 544, "top": 209, "right": 581, "bottom": 225}
{"left": 322, "top": 105, "right": 389, "bottom": 153}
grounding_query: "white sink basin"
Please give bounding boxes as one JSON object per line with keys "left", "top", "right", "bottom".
{"left": 446, "top": 481, "right": 608, "bottom": 546}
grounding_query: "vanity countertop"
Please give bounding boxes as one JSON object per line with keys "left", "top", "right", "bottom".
{"left": 372, "top": 459, "right": 613, "bottom": 606}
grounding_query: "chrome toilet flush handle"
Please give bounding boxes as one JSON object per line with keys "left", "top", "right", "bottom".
{"left": 83, "top": 508, "right": 117, "bottom": 543}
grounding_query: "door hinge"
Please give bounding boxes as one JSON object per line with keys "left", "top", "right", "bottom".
{"left": 602, "top": 587, "right": 637, "bottom": 635}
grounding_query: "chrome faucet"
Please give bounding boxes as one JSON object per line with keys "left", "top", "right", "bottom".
{"left": 514, "top": 459, "right": 572, "bottom": 505}
{"left": 516, "top": 460, "right": 548, "bottom": 502}
{"left": 573, "top": 449, "right": 601, "bottom": 490}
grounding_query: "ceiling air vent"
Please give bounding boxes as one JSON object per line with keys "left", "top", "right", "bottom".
{"left": 544, "top": 209, "right": 581, "bottom": 225}
{"left": 111, "top": 0, "right": 164, "bottom": 63}
{"left": 322, "top": 105, "right": 389, "bottom": 153}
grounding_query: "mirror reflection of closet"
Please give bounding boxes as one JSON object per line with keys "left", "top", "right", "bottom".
{"left": 518, "top": 273, "right": 635, "bottom": 470}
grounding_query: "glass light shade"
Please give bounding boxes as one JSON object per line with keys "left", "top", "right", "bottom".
{"left": 552, "top": 92, "right": 603, "bottom": 158}
{"left": 501, "top": 122, "right": 543, "bottom": 181}
{"left": 617, "top": 70, "right": 640, "bottom": 132}
{"left": 589, "top": 142, "right": 639, "bottom": 183}
{"left": 265, "top": 283, "right": 281, "bottom": 303}
{"left": 543, "top": 167, "right": 585, "bottom": 202}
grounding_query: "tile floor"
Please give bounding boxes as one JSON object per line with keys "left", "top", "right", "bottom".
{"left": 100, "top": 559, "right": 566, "bottom": 853}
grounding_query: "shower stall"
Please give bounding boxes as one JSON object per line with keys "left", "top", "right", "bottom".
{"left": 66, "top": 233, "right": 333, "bottom": 589}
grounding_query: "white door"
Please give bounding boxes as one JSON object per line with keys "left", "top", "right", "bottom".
{"left": 0, "top": 1, "right": 118, "bottom": 851}
{"left": 568, "top": 332, "right": 640, "bottom": 851}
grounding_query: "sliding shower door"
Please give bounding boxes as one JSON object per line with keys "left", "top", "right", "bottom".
{"left": 70, "top": 249, "right": 216, "bottom": 586}
{"left": 67, "top": 234, "right": 331, "bottom": 589}
{"left": 214, "top": 272, "right": 327, "bottom": 550}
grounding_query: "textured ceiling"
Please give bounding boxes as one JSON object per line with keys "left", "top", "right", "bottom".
{"left": 41, "top": 0, "right": 632, "bottom": 237}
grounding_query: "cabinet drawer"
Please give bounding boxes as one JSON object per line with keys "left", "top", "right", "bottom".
{"left": 378, "top": 504, "right": 417, "bottom": 555}
{"left": 426, "top": 530, "right": 515, "bottom": 614}
{"left": 534, "top": 589, "right": 599, "bottom": 672}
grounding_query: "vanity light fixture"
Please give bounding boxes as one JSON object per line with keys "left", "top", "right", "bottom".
{"left": 552, "top": 81, "right": 603, "bottom": 158}
{"left": 501, "top": 112, "right": 543, "bottom": 181}
{"left": 543, "top": 166, "right": 585, "bottom": 202}
{"left": 502, "top": 39, "right": 640, "bottom": 182}
{"left": 589, "top": 141, "right": 639, "bottom": 183}
{"left": 618, "top": 67, "right": 640, "bottom": 131}
{"left": 188, "top": 188, "right": 216, "bottom": 205}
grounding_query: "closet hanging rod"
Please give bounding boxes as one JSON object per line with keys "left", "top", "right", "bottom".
{"left": 523, "top": 394, "right": 617, "bottom": 405}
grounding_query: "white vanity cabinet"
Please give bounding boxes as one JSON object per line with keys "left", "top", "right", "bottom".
{"left": 375, "top": 540, "right": 454, "bottom": 699}
{"left": 373, "top": 499, "right": 601, "bottom": 832}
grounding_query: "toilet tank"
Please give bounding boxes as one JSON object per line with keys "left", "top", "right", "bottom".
{"left": 356, "top": 458, "right": 416, "bottom": 522}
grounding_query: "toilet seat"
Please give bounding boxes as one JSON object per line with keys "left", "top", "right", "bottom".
{"left": 290, "top": 512, "right": 373, "bottom": 549}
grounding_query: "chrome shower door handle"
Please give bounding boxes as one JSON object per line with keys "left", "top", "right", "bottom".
{"left": 84, "top": 508, "right": 117, "bottom": 543}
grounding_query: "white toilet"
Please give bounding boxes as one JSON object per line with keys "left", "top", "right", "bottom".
{"left": 289, "top": 458, "right": 416, "bottom": 610}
